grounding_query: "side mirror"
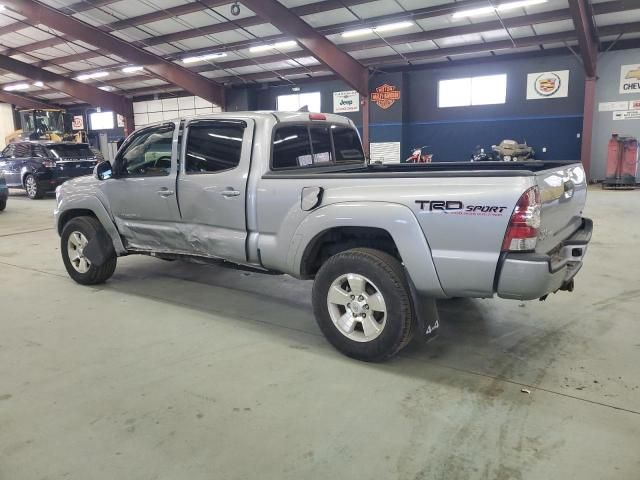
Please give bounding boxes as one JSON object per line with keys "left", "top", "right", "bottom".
{"left": 94, "top": 161, "right": 113, "bottom": 180}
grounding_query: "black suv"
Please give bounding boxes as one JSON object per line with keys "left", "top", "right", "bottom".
{"left": 0, "top": 142, "right": 99, "bottom": 199}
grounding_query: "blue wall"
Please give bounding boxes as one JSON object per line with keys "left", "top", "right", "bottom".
{"left": 239, "top": 53, "right": 586, "bottom": 162}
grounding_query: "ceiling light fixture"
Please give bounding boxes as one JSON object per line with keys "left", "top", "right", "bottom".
{"left": 75, "top": 71, "right": 109, "bottom": 81}
{"left": 342, "top": 21, "right": 414, "bottom": 38}
{"left": 122, "top": 66, "right": 144, "bottom": 73}
{"left": 3, "top": 83, "right": 30, "bottom": 91}
{"left": 98, "top": 85, "right": 115, "bottom": 91}
{"left": 249, "top": 40, "right": 297, "bottom": 53}
{"left": 33, "top": 81, "right": 44, "bottom": 87}
{"left": 182, "top": 52, "right": 228, "bottom": 64}
{"left": 453, "top": 0, "right": 547, "bottom": 18}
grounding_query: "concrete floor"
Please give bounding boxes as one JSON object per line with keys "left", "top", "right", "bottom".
{"left": 0, "top": 187, "right": 638, "bottom": 480}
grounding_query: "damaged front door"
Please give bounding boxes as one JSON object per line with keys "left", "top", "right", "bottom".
{"left": 104, "top": 122, "right": 181, "bottom": 251}
{"left": 176, "top": 118, "right": 254, "bottom": 264}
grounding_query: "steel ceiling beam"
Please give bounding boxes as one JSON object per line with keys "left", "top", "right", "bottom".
{"left": 1, "top": 0, "right": 226, "bottom": 107}
{"left": 238, "top": 0, "right": 368, "bottom": 95}
{"left": 0, "top": 54, "right": 133, "bottom": 122}
{"left": 0, "top": 91, "right": 60, "bottom": 110}
{"left": 3, "top": 0, "right": 629, "bottom": 79}
{"left": 568, "top": 0, "right": 599, "bottom": 77}
{"left": 0, "top": 0, "right": 119, "bottom": 36}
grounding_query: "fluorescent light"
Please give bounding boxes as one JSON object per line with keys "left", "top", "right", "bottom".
{"left": 33, "top": 81, "right": 44, "bottom": 87}
{"left": 182, "top": 52, "right": 227, "bottom": 64}
{"left": 3, "top": 83, "right": 30, "bottom": 91}
{"left": 453, "top": 0, "right": 546, "bottom": 18}
{"left": 0, "top": 5, "right": 5, "bottom": 11}
{"left": 98, "top": 85, "right": 115, "bottom": 91}
{"left": 122, "top": 66, "right": 143, "bottom": 73}
{"left": 342, "top": 21, "right": 414, "bottom": 38}
{"left": 75, "top": 71, "right": 109, "bottom": 81}
{"left": 342, "top": 27, "right": 374, "bottom": 38}
{"left": 452, "top": 6, "right": 495, "bottom": 18}
{"left": 373, "top": 21, "right": 414, "bottom": 33}
{"left": 249, "top": 40, "right": 297, "bottom": 53}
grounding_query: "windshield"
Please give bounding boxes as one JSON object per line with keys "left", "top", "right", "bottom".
{"left": 46, "top": 144, "right": 95, "bottom": 159}
{"left": 20, "top": 110, "right": 65, "bottom": 135}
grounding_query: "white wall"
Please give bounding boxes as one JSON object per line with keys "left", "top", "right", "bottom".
{"left": 133, "top": 95, "right": 222, "bottom": 128}
{"left": 0, "top": 103, "right": 16, "bottom": 150}
{"left": 591, "top": 49, "right": 640, "bottom": 180}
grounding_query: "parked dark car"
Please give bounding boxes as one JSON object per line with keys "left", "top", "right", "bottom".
{"left": 0, "top": 173, "right": 7, "bottom": 211}
{"left": 0, "top": 142, "right": 99, "bottom": 199}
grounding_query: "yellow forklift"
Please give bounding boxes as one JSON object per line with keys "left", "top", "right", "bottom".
{"left": 5, "top": 108, "right": 87, "bottom": 145}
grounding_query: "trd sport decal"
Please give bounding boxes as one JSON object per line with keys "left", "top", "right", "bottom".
{"left": 415, "top": 200, "right": 508, "bottom": 216}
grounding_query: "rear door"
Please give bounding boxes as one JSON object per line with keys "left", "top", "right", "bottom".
{"left": 103, "top": 122, "right": 182, "bottom": 251}
{"left": 176, "top": 118, "right": 254, "bottom": 264}
{"left": 535, "top": 163, "right": 588, "bottom": 253}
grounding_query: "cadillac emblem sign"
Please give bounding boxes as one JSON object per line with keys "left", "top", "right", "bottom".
{"left": 534, "top": 72, "right": 561, "bottom": 97}
{"left": 371, "top": 84, "right": 400, "bottom": 109}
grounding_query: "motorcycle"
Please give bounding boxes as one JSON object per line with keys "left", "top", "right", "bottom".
{"left": 406, "top": 146, "right": 433, "bottom": 163}
{"left": 470, "top": 145, "right": 496, "bottom": 162}
{"left": 491, "top": 139, "right": 535, "bottom": 162}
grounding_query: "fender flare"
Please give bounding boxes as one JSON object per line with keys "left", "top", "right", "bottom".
{"left": 56, "top": 196, "right": 126, "bottom": 255}
{"left": 289, "top": 201, "right": 445, "bottom": 298}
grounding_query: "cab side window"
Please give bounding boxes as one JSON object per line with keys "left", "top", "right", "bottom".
{"left": 114, "top": 124, "right": 174, "bottom": 177}
{"left": 185, "top": 121, "right": 245, "bottom": 174}
{"left": 14, "top": 144, "right": 31, "bottom": 158}
{"left": 32, "top": 145, "right": 48, "bottom": 158}
{"left": 1, "top": 144, "right": 15, "bottom": 158}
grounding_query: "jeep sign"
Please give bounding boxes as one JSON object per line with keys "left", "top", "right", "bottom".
{"left": 333, "top": 90, "right": 359, "bottom": 113}
{"left": 619, "top": 64, "right": 640, "bottom": 94}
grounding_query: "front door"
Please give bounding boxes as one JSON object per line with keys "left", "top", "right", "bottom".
{"left": 176, "top": 118, "right": 254, "bottom": 264}
{"left": 102, "top": 122, "right": 182, "bottom": 252}
{"left": 0, "top": 143, "right": 29, "bottom": 187}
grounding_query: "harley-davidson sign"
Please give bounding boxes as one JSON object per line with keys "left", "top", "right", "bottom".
{"left": 371, "top": 84, "right": 401, "bottom": 109}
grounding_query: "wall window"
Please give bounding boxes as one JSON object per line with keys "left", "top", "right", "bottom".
{"left": 438, "top": 74, "right": 507, "bottom": 108}
{"left": 185, "top": 121, "right": 245, "bottom": 174}
{"left": 277, "top": 92, "right": 321, "bottom": 112}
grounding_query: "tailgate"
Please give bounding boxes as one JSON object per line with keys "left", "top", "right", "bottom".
{"left": 535, "top": 163, "right": 587, "bottom": 253}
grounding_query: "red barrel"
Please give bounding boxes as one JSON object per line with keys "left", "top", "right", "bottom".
{"left": 604, "top": 134, "right": 638, "bottom": 188}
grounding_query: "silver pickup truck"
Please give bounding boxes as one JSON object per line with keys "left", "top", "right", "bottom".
{"left": 54, "top": 111, "right": 592, "bottom": 361}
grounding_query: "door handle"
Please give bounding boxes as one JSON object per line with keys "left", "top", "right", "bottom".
{"left": 157, "top": 188, "right": 175, "bottom": 197}
{"left": 221, "top": 189, "right": 241, "bottom": 198}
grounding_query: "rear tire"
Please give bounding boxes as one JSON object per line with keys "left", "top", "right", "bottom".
{"left": 61, "top": 216, "right": 117, "bottom": 285}
{"left": 24, "top": 174, "right": 43, "bottom": 199}
{"left": 312, "top": 248, "right": 414, "bottom": 362}
{"left": 0, "top": 198, "right": 6, "bottom": 211}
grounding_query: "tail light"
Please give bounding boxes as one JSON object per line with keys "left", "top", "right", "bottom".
{"left": 501, "top": 186, "right": 541, "bottom": 252}
{"left": 42, "top": 159, "right": 57, "bottom": 168}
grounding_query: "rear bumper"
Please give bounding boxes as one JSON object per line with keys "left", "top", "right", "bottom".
{"left": 496, "top": 218, "right": 593, "bottom": 300}
{"left": 34, "top": 165, "right": 95, "bottom": 192}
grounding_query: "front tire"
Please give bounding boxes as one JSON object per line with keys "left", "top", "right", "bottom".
{"left": 61, "top": 216, "right": 117, "bottom": 285}
{"left": 312, "top": 248, "right": 414, "bottom": 362}
{"left": 0, "top": 198, "right": 6, "bottom": 211}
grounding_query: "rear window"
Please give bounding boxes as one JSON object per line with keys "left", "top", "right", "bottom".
{"left": 272, "top": 124, "right": 364, "bottom": 170}
{"left": 46, "top": 144, "right": 94, "bottom": 159}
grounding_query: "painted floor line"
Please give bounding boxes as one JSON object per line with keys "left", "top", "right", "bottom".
{"left": 0, "top": 227, "right": 55, "bottom": 238}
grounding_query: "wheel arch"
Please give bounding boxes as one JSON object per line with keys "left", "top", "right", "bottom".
{"left": 56, "top": 199, "right": 126, "bottom": 255}
{"left": 289, "top": 202, "right": 445, "bottom": 298}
